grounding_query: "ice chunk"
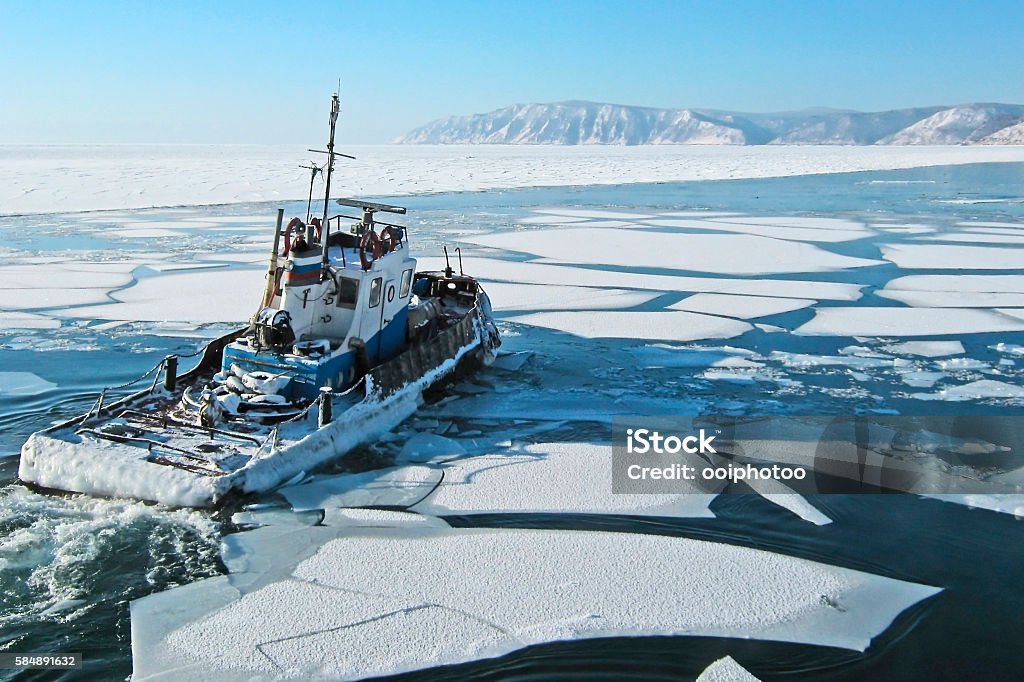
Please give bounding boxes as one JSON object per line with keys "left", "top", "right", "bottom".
{"left": 697, "top": 656, "right": 762, "bottom": 682}
{"left": 466, "top": 228, "right": 883, "bottom": 275}
{"left": 770, "top": 351, "right": 894, "bottom": 369}
{"left": 277, "top": 466, "right": 443, "bottom": 512}
{"left": 670, "top": 294, "right": 815, "bottom": 319}
{"left": 741, "top": 477, "right": 832, "bottom": 526}
{"left": 504, "top": 310, "right": 752, "bottom": 342}
{"left": 925, "top": 494, "right": 1024, "bottom": 519}
{"left": 883, "top": 341, "right": 965, "bottom": 357}
{"left": 909, "top": 380, "right": 1024, "bottom": 402}
{"left": 632, "top": 344, "right": 762, "bottom": 369}
{"left": 490, "top": 351, "right": 533, "bottom": 372}
{"left": 899, "top": 371, "right": 948, "bottom": 388}
{"left": 398, "top": 433, "right": 467, "bottom": 463}
{"left": 796, "top": 308, "right": 1024, "bottom": 337}
{"left": 0, "top": 371, "right": 57, "bottom": 396}
{"left": 412, "top": 442, "right": 716, "bottom": 518}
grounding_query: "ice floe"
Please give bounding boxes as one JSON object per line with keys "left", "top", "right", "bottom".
{"left": 632, "top": 344, "right": 762, "bottom": 369}
{"left": 132, "top": 521, "right": 941, "bottom": 680}
{"left": 885, "top": 274, "right": 1024, "bottom": 293}
{"left": 278, "top": 466, "right": 443, "bottom": 512}
{"left": 878, "top": 290, "right": 1024, "bottom": 308}
{"left": 796, "top": 308, "right": 1024, "bottom": 337}
{"left": 697, "top": 656, "right": 761, "bottom": 682}
{"left": 419, "top": 256, "right": 864, "bottom": 301}
{"left": 68, "top": 268, "right": 266, "bottom": 324}
{"left": 670, "top": 294, "right": 815, "bottom": 319}
{"left": 480, "top": 282, "right": 656, "bottom": 312}
{"left": 909, "top": 380, "right": 1024, "bottom": 402}
{"left": 882, "top": 341, "right": 965, "bottom": 357}
{"left": 882, "top": 244, "right": 1024, "bottom": 270}
{"left": 505, "top": 310, "right": 752, "bottom": 342}
{"left": 0, "top": 311, "right": 60, "bottom": 329}
{"left": 466, "top": 228, "right": 883, "bottom": 275}
{"left": 0, "top": 371, "right": 57, "bottom": 395}
{"left": 410, "top": 442, "right": 716, "bottom": 518}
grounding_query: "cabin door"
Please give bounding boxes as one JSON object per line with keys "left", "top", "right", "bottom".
{"left": 374, "top": 278, "right": 396, "bottom": 361}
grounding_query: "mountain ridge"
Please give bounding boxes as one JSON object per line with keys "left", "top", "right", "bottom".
{"left": 397, "top": 102, "right": 1024, "bottom": 145}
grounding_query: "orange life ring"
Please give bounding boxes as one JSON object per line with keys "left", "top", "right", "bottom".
{"left": 282, "top": 217, "right": 305, "bottom": 257}
{"left": 380, "top": 225, "right": 401, "bottom": 253}
{"left": 359, "top": 230, "right": 382, "bottom": 270}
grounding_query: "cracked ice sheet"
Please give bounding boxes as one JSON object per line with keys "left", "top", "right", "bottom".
{"left": 0, "top": 312, "right": 59, "bottom": 329}
{"left": 66, "top": 268, "right": 266, "bottom": 324}
{"left": 411, "top": 442, "right": 716, "bottom": 518}
{"left": 505, "top": 310, "right": 752, "bottom": 342}
{"left": 418, "top": 257, "right": 863, "bottom": 301}
{"left": 481, "top": 282, "right": 657, "bottom": 313}
{"left": 464, "top": 228, "right": 883, "bottom": 275}
{"left": 640, "top": 218, "right": 872, "bottom": 243}
{"left": 882, "top": 244, "right": 1024, "bottom": 270}
{"left": 670, "top": 294, "right": 815, "bottom": 319}
{"left": 795, "top": 308, "right": 1024, "bottom": 337}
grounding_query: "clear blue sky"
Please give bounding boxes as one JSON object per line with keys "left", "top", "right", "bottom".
{"left": 2, "top": 0, "right": 1022, "bottom": 144}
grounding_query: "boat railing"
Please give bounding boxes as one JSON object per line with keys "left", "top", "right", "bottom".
{"left": 43, "top": 328, "right": 246, "bottom": 435}
{"left": 368, "top": 302, "right": 484, "bottom": 398}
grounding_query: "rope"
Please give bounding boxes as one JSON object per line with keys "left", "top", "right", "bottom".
{"left": 103, "top": 357, "right": 166, "bottom": 393}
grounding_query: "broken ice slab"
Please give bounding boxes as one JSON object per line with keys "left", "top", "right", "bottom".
{"left": 697, "top": 656, "right": 761, "bottom": 682}
{"left": 466, "top": 227, "right": 882, "bottom": 275}
{"left": 277, "top": 466, "right": 443, "bottom": 512}
{"left": 132, "top": 524, "right": 941, "bottom": 681}
{"left": 796, "top": 307, "right": 1024, "bottom": 337}
{"left": 411, "top": 442, "right": 717, "bottom": 518}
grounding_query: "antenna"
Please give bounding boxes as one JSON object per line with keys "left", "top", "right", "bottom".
{"left": 454, "top": 246, "right": 464, "bottom": 275}
{"left": 299, "top": 161, "right": 323, "bottom": 223}
{"left": 443, "top": 246, "right": 453, "bottom": 278}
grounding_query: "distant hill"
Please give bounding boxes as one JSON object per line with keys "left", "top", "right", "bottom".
{"left": 396, "top": 101, "right": 1024, "bottom": 145}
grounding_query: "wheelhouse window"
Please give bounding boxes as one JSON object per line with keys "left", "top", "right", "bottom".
{"left": 399, "top": 269, "right": 413, "bottom": 298}
{"left": 336, "top": 277, "right": 359, "bottom": 308}
{"left": 368, "top": 277, "right": 382, "bottom": 308}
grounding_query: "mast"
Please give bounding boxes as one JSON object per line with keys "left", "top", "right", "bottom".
{"left": 321, "top": 93, "right": 339, "bottom": 226}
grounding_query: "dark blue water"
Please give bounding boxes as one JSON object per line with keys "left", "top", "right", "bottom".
{"left": 2, "top": 162, "right": 1024, "bottom": 680}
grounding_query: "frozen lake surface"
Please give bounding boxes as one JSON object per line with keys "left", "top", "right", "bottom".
{"left": 2, "top": 160, "right": 1024, "bottom": 679}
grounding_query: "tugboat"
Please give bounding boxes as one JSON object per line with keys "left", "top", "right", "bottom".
{"left": 18, "top": 94, "right": 500, "bottom": 508}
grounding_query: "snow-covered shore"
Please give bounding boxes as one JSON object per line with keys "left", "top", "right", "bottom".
{"left": 3, "top": 144, "right": 1024, "bottom": 215}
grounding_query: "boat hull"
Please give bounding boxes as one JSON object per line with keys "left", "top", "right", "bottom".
{"left": 18, "top": 303, "right": 495, "bottom": 508}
